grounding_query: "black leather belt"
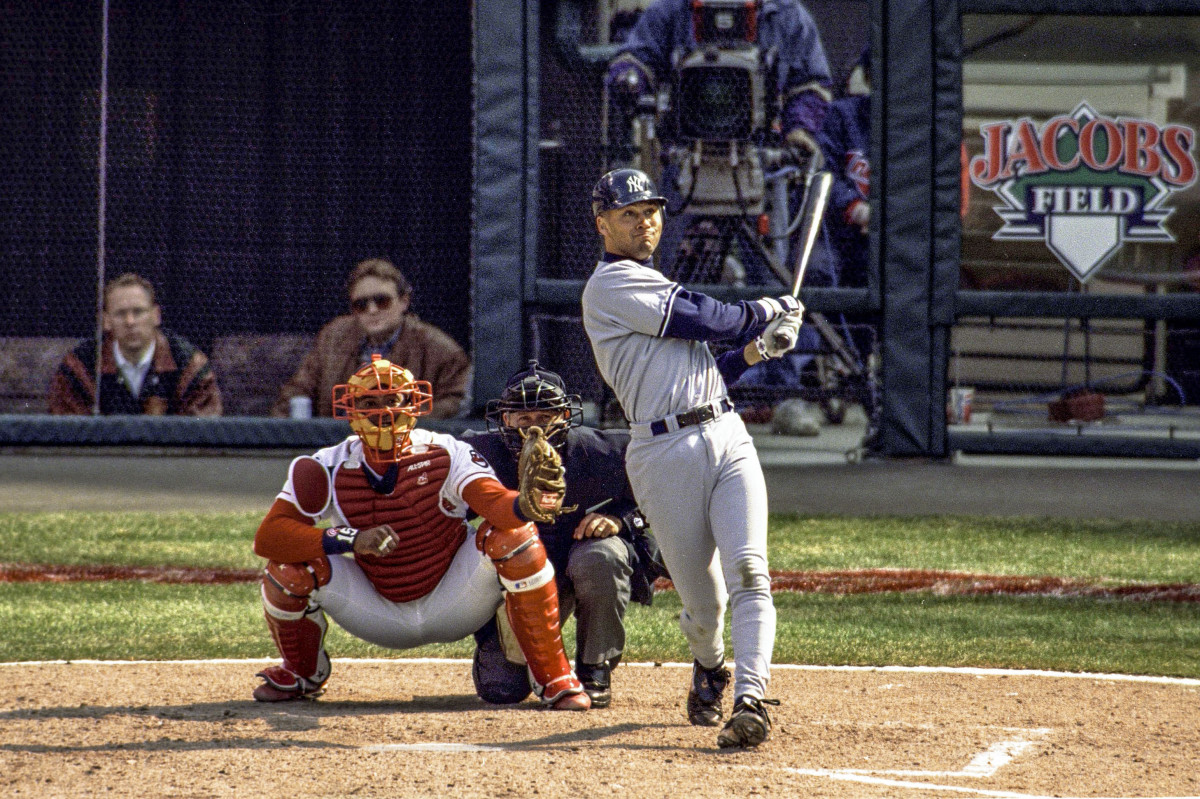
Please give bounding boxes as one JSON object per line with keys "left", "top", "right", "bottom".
{"left": 648, "top": 397, "right": 734, "bottom": 436}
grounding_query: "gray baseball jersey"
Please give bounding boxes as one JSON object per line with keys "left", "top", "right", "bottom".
{"left": 582, "top": 258, "right": 726, "bottom": 423}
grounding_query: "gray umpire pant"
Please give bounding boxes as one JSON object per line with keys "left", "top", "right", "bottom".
{"left": 625, "top": 411, "right": 775, "bottom": 702}
{"left": 557, "top": 535, "right": 634, "bottom": 667}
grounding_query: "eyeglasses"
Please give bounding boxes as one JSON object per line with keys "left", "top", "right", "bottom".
{"left": 351, "top": 294, "right": 396, "bottom": 314}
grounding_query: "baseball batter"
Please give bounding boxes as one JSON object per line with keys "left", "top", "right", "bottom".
{"left": 582, "top": 168, "right": 803, "bottom": 748}
{"left": 251, "top": 356, "right": 589, "bottom": 710}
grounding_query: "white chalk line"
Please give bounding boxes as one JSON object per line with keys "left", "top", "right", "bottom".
{"left": 779, "top": 769, "right": 1200, "bottom": 799}
{"left": 364, "top": 743, "right": 504, "bottom": 753}
{"left": 4, "top": 658, "right": 1198, "bottom": 688}
{"left": 835, "top": 727, "right": 1052, "bottom": 778}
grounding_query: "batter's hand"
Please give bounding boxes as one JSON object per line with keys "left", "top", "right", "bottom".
{"left": 354, "top": 524, "right": 399, "bottom": 557}
{"left": 761, "top": 310, "right": 804, "bottom": 357}
{"left": 574, "top": 512, "right": 621, "bottom": 540}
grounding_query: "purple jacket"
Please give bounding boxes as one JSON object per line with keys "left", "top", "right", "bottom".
{"left": 611, "top": 0, "right": 832, "bottom": 136}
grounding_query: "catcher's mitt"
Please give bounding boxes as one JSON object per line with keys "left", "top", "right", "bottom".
{"left": 516, "top": 425, "right": 571, "bottom": 523}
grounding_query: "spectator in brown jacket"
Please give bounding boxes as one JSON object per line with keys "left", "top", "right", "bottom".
{"left": 272, "top": 258, "right": 471, "bottom": 419}
{"left": 48, "top": 272, "right": 223, "bottom": 416}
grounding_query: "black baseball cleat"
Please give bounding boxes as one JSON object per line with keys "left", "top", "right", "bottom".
{"left": 717, "top": 696, "right": 780, "bottom": 748}
{"left": 686, "top": 659, "right": 730, "bottom": 726}
{"left": 577, "top": 660, "right": 612, "bottom": 709}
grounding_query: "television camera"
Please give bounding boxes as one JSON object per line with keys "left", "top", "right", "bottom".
{"left": 605, "top": 0, "right": 829, "bottom": 287}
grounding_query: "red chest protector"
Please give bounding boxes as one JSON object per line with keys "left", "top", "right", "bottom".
{"left": 332, "top": 446, "right": 468, "bottom": 603}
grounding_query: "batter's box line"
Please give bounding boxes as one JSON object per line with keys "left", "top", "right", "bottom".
{"left": 779, "top": 768, "right": 1200, "bottom": 799}
{"left": 770, "top": 728, "right": 1200, "bottom": 799}
{"left": 4, "top": 659, "right": 1200, "bottom": 690}
{"left": 830, "top": 727, "right": 1052, "bottom": 778}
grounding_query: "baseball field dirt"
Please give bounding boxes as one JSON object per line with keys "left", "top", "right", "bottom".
{"left": 2, "top": 659, "right": 1197, "bottom": 798}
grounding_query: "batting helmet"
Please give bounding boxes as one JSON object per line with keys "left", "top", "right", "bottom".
{"left": 332, "top": 355, "right": 433, "bottom": 461}
{"left": 485, "top": 360, "right": 583, "bottom": 454}
{"left": 591, "top": 168, "right": 667, "bottom": 218}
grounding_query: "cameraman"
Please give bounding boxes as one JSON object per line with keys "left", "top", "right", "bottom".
{"left": 608, "top": 0, "right": 832, "bottom": 165}
{"left": 606, "top": 0, "right": 834, "bottom": 286}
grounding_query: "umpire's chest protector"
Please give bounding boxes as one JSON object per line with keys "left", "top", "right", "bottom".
{"left": 331, "top": 446, "right": 469, "bottom": 603}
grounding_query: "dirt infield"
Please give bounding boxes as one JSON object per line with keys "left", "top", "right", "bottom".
{"left": 1, "top": 660, "right": 1197, "bottom": 799}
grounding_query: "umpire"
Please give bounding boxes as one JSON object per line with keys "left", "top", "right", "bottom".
{"left": 464, "top": 361, "right": 663, "bottom": 708}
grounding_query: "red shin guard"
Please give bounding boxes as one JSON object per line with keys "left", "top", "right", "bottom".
{"left": 482, "top": 523, "right": 587, "bottom": 708}
{"left": 259, "top": 559, "right": 332, "bottom": 691}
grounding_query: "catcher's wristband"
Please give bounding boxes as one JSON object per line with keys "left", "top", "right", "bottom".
{"left": 322, "top": 526, "right": 358, "bottom": 555}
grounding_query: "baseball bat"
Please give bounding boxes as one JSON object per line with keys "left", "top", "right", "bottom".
{"left": 773, "top": 168, "right": 832, "bottom": 349}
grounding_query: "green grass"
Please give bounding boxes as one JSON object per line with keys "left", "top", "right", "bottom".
{"left": 2, "top": 511, "right": 1199, "bottom": 676}
{"left": 768, "top": 515, "right": 1200, "bottom": 582}
{"left": 0, "top": 512, "right": 262, "bottom": 569}
{"left": 5, "top": 511, "right": 1200, "bottom": 582}
{"left": 3, "top": 582, "right": 1197, "bottom": 678}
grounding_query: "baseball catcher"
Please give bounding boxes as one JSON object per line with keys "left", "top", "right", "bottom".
{"left": 252, "top": 355, "right": 589, "bottom": 710}
{"left": 465, "top": 361, "right": 666, "bottom": 709}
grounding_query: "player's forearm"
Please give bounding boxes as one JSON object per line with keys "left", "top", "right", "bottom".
{"left": 462, "top": 477, "right": 526, "bottom": 530}
{"left": 254, "top": 499, "right": 327, "bottom": 562}
{"left": 661, "top": 287, "right": 770, "bottom": 342}
{"left": 718, "top": 347, "right": 758, "bottom": 386}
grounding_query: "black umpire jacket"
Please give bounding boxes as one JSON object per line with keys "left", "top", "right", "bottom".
{"left": 462, "top": 426, "right": 666, "bottom": 605}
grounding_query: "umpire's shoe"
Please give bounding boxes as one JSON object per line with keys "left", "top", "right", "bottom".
{"left": 577, "top": 661, "right": 612, "bottom": 709}
{"left": 716, "top": 696, "right": 781, "bottom": 748}
{"left": 686, "top": 659, "right": 730, "bottom": 726}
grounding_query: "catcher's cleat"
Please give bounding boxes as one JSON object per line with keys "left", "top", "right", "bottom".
{"left": 686, "top": 659, "right": 730, "bottom": 726}
{"left": 577, "top": 661, "right": 612, "bottom": 709}
{"left": 550, "top": 690, "right": 592, "bottom": 711}
{"left": 252, "top": 665, "right": 326, "bottom": 702}
{"left": 716, "top": 696, "right": 780, "bottom": 748}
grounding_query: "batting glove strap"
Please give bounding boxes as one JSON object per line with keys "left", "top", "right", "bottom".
{"left": 321, "top": 526, "right": 358, "bottom": 555}
{"left": 753, "top": 336, "right": 774, "bottom": 361}
{"left": 752, "top": 295, "right": 802, "bottom": 323}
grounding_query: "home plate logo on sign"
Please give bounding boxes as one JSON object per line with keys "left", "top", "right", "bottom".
{"left": 969, "top": 101, "right": 1197, "bottom": 282}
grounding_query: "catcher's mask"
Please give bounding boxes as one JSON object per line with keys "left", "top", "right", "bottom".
{"left": 485, "top": 360, "right": 582, "bottom": 455}
{"left": 332, "top": 356, "right": 433, "bottom": 462}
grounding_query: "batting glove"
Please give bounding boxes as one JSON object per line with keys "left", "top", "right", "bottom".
{"left": 755, "top": 310, "right": 804, "bottom": 359}
{"left": 754, "top": 295, "right": 803, "bottom": 322}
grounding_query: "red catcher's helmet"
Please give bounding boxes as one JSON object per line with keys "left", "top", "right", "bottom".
{"left": 332, "top": 356, "right": 433, "bottom": 461}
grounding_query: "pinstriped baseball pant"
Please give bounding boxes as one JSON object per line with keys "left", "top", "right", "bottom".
{"left": 625, "top": 411, "right": 775, "bottom": 701}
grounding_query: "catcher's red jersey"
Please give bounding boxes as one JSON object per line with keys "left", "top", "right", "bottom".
{"left": 332, "top": 447, "right": 465, "bottom": 602}
{"left": 269, "top": 430, "right": 501, "bottom": 603}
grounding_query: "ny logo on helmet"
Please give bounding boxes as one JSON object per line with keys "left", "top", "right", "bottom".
{"left": 626, "top": 174, "right": 648, "bottom": 193}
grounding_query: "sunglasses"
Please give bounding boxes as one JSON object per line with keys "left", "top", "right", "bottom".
{"left": 351, "top": 293, "right": 397, "bottom": 313}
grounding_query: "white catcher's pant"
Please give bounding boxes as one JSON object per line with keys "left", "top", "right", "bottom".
{"left": 626, "top": 411, "right": 775, "bottom": 701}
{"left": 313, "top": 535, "right": 504, "bottom": 650}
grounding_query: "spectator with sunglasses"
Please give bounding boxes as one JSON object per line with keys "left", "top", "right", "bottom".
{"left": 272, "top": 258, "right": 471, "bottom": 419}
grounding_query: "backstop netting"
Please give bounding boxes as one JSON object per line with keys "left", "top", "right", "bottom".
{"left": 1, "top": 1, "right": 472, "bottom": 417}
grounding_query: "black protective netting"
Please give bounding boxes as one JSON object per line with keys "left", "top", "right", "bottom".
{"left": 534, "top": 1, "right": 872, "bottom": 426}
{"left": 1, "top": 1, "right": 471, "bottom": 415}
